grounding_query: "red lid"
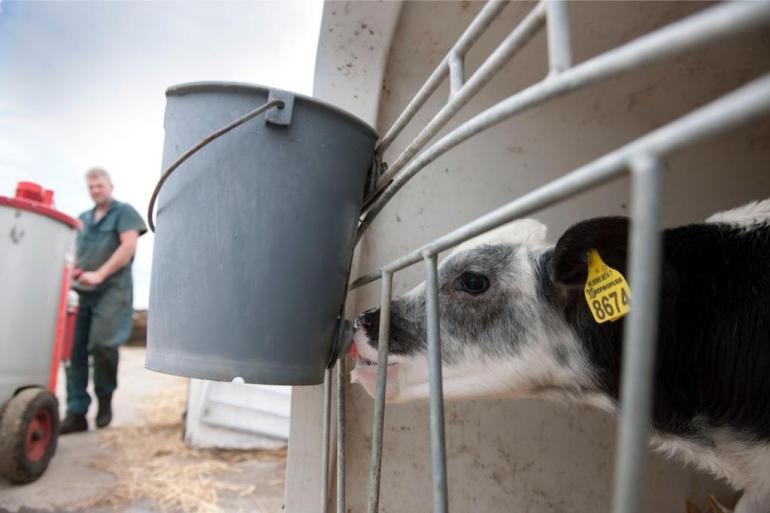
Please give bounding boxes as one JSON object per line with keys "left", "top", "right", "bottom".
{"left": 0, "top": 181, "right": 80, "bottom": 230}
{"left": 16, "top": 181, "right": 44, "bottom": 202}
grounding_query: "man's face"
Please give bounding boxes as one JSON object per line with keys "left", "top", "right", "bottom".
{"left": 87, "top": 176, "right": 113, "bottom": 207}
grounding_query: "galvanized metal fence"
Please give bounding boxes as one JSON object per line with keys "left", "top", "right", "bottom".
{"left": 319, "top": 1, "right": 770, "bottom": 512}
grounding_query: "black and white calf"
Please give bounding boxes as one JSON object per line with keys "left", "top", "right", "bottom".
{"left": 351, "top": 200, "right": 770, "bottom": 513}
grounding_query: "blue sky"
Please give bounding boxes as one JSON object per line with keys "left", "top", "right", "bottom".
{"left": 0, "top": 0, "right": 323, "bottom": 308}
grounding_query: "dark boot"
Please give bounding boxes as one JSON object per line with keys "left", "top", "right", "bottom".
{"left": 59, "top": 413, "right": 88, "bottom": 435}
{"left": 96, "top": 394, "right": 112, "bottom": 428}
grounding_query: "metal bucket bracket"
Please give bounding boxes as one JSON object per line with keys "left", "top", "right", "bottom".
{"left": 327, "top": 318, "right": 354, "bottom": 368}
{"left": 266, "top": 89, "right": 294, "bottom": 126}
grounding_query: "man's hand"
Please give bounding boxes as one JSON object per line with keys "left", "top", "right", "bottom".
{"left": 78, "top": 231, "right": 140, "bottom": 287}
{"left": 78, "top": 270, "right": 106, "bottom": 287}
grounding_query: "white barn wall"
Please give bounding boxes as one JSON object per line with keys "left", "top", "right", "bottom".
{"left": 288, "top": 2, "right": 770, "bottom": 512}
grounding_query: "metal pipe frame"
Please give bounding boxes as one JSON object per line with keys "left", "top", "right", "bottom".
{"left": 370, "top": 1, "right": 547, "bottom": 198}
{"left": 366, "top": 271, "right": 393, "bottom": 513}
{"left": 336, "top": 359, "right": 347, "bottom": 513}
{"left": 358, "top": 1, "right": 770, "bottom": 241}
{"left": 448, "top": 53, "right": 465, "bottom": 99}
{"left": 352, "top": 72, "right": 770, "bottom": 290}
{"left": 320, "top": 367, "right": 332, "bottom": 513}
{"left": 354, "top": 74, "right": 770, "bottom": 513}
{"left": 335, "top": 3, "right": 770, "bottom": 513}
{"left": 610, "top": 155, "right": 663, "bottom": 513}
{"left": 425, "top": 253, "right": 449, "bottom": 513}
{"left": 376, "top": 0, "right": 509, "bottom": 154}
{"left": 546, "top": 0, "right": 572, "bottom": 75}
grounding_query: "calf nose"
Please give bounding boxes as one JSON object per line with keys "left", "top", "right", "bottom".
{"left": 355, "top": 308, "right": 380, "bottom": 345}
{"left": 355, "top": 316, "right": 370, "bottom": 330}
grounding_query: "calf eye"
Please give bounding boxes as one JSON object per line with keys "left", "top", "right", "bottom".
{"left": 455, "top": 272, "right": 490, "bottom": 295}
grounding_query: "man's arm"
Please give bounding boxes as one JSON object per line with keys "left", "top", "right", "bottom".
{"left": 79, "top": 230, "right": 140, "bottom": 286}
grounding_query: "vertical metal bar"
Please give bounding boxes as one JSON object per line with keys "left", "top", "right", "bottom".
{"left": 449, "top": 53, "right": 465, "bottom": 99}
{"left": 546, "top": 0, "right": 572, "bottom": 75}
{"left": 320, "top": 367, "right": 332, "bottom": 513}
{"left": 424, "top": 253, "right": 449, "bottom": 513}
{"left": 367, "top": 271, "right": 393, "bottom": 513}
{"left": 610, "top": 155, "right": 663, "bottom": 513}
{"left": 336, "top": 358, "right": 347, "bottom": 513}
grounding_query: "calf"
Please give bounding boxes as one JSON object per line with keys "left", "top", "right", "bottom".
{"left": 351, "top": 200, "right": 770, "bottom": 513}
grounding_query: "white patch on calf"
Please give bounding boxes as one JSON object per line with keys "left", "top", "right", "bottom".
{"left": 369, "top": 335, "right": 593, "bottom": 405}
{"left": 652, "top": 432, "right": 770, "bottom": 511}
{"left": 350, "top": 328, "right": 406, "bottom": 400}
{"left": 706, "top": 199, "right": 770, "bottom": 229}
{"left": 450, "top": 218, "right": 550, "bottom": 257}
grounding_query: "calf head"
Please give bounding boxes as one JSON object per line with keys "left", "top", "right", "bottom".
{"left": 351, "top": 217, "right": 631, "bottom": 404}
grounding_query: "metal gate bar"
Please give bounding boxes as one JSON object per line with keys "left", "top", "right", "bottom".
{"left": 353, "top": 72, "right": 770, "bottom": 512}
{"left": 377, "top": 0, "right": 509, "bottom": 154}
{"left": 371, "top": 1, "right": 547, "bottom": 196}
{"left": 425, "top": 253, "right": 449, "bottom": 513}
{"left": 356, "top": 72, "right": 770, "bottom": 282}
{"left": 336, "top": 359, "right": 347, "bottom": 513}
{"left": 546, "top": 0, "right": 572, "bottom": 75}
{"left": 357, "top": 1, "right": 770, "bottom": 242}
{"left": 610, "top": 155, "right": 662, "bottom": 513}
{"left": 366, "top": 271, "right": 393, "bottom": 513}
{"left": 320, "top": 367, "right": 332, "bottom": 513}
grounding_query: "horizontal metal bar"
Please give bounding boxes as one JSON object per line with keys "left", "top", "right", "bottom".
{"left": 337, "top": 359, "right": 346, "bottom": 513}
{"left": 350, "top": 270, "right": 384, "bottom": 291}
{"left": 376, "top": 0, "right": 509, "bottom": 154}
{"left": 372, "top": 2, "right": 547, "bottom": 193}
{"left": 367, "top": 271, "right": 393, "bottom": 513}
{"left": 546, "top": 0, "right": 572, "bottom": 74}
{"left": 610, "top": 155, "right": 663, "bottom": 513}
{"left": 425, "top": 253, "right": 449, "bottom": 513}
{"left": 358, "top": 1, "right": 770, "bottom": 240}
{"left": 349, "top": 72, "right": 770, "bottom": 288}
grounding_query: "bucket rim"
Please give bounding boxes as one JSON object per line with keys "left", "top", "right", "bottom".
{"left": 165, "top": 81, "right": 378, "bottom": 139}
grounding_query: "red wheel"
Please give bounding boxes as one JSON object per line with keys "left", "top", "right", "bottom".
{"left": 25, "top": 408, "right": 53, "bottom": 462}
{"left": 0, "top": 388, "right": 60, "bottom": 484}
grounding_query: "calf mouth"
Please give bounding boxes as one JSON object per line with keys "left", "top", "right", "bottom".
{"left": 349, "top": 329, "right": 402, "bottom": 399}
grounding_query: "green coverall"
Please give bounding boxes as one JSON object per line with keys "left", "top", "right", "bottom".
{"left": 66, "top": 200, "right": 146, "bottom": 415}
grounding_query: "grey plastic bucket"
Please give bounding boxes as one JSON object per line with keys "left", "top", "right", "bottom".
{"left": 146, "top": 82, "right": 377, "bottom": 385}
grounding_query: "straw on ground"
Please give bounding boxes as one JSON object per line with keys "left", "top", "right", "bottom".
{"left": 80, "top": 381, "right": 286, "bottom": 513}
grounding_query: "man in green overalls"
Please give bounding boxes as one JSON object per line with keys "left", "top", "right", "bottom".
{"left": 60, "top": 167, "right": 147, "bottom": 434}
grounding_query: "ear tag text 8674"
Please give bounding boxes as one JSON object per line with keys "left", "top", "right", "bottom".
{"left": 584, "top": 249, "right": 631, "bottom": 323}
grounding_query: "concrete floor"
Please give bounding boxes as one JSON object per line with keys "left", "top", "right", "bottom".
{"left": 0, "top": 347, "right": 286, "bottom": 513}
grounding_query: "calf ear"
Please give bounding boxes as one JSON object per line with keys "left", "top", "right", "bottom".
{"left": 550, "top": 217, "right": 630, "bottom": 291}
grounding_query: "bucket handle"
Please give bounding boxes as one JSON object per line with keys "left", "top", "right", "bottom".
{"left": 147, "top": 98, "right": 285, "bottom": 232}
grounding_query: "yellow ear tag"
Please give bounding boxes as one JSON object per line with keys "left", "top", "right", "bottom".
{"left": 584, "top": 249, "right": 631, "bottom": 323}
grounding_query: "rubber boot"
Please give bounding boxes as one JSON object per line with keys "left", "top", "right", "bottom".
{"left": 96, "top": 394, "right": 112, "bottom": 429}
{"left": 59, "top": 413, "right": 88, "bottom": 435}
